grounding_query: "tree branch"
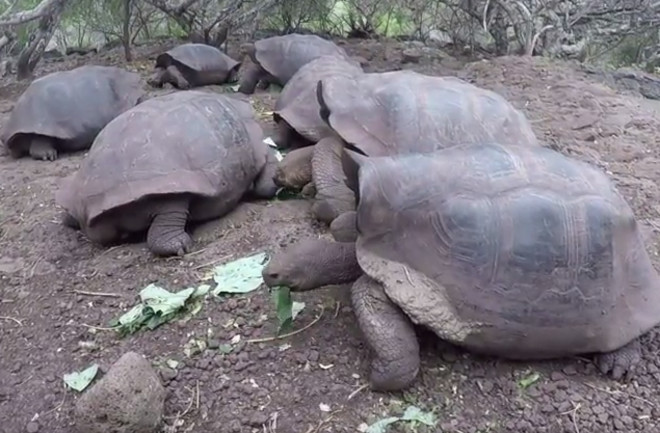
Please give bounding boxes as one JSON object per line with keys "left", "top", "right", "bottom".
{"left": 0, "top": 0, "right": 63, "bottom": 26}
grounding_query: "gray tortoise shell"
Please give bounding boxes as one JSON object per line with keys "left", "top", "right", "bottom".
{"left": 350, "top": 142, "right": 660, "bottom": 359}
{"left": 1, "top": 65, "right": 144, "bottom": 153}
{"left": 319, "top": 70, "right": 539, "bottom": 157}
{"left": 253, "top": 34, "right": 350, "bottom": 85}
{"left": 56, "top": 91, "right": 267, "bottom": 227}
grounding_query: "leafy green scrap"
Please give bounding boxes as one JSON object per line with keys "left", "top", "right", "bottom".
{"left": 63, "top": 364, "right": 99, "bottom": 392}
{"left": 211, "top": 252, "right": 269, "bottom": 295}
{"left": 518, "top": 371, "right": 541, "bottom": 389}
{"left": 365, "top": 405, "right": 437, "bottom": 433}
{"left": 109, "top": 283, "right": 210, "bottom": 336}
{"left": 271, "top": 286, "right": 305, "bottom": 334}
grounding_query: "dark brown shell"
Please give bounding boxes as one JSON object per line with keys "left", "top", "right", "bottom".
{"left": 319, "top": 70, "right": 539, "bottom": 157}
{"left": 55, "top": 91, "right": 267, "bottom": 228}
{"left": 253, "top": 34, "right": 350, "bottom": 85}
{"left": 274, "top": 55, "right": 363, "bottom": 142}
{"left": 157, "top": 43, "right": 240, "bottom": 82}
{"left": 1, "top": 65, "right": 144, "bottom": 153}
{"left": 348, "top": 142, "right": 660, "bottom": 359}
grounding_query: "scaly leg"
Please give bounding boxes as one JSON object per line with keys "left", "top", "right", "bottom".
{"left": 594, "top": 339, "right": 641, "bottom": 381}
{"left": 351, "top": 275, "right": 420, "bottom": 391}
{"left": 146, "top": 196, "right": 193, "bottom": 256}
{"left": 29, "top": 136, "right": 58, "bottom": 161}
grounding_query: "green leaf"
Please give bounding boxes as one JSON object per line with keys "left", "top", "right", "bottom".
{"left": 365, "top": 406, "right": 436, "bottom": 433}
{"left": 272, "top": 286, "right": 305, "bottom": 334}
{"left": 110, "top": 283, "right": 210, "bottom": 336}
{"left": 365, "top": 417, "right": 400, "bottom": 433}
{"left": 518, "top": 372, "right": 541, "bottom": 389}
{"left": 211, "top": 252, "right": 269, "bottom": 295}
{"left": 218, "top": 344, "right": 233, "bottom": 354}
{"left": 401, "top": 405, "right": 437, "bottom": 426}
{"left": 63, "top": 364, "right": 99, "bottom": 392}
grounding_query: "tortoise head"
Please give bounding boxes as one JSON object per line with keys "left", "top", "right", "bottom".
{"left": 240, "top": 42, "right": 256, "bottom": 58}
{"left": 262, "top": 238, "right": 362, "bottom": 291}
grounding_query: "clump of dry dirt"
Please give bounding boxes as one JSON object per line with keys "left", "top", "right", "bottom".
{"left": 1, "top": 37, "right": 660, "bottom": 433}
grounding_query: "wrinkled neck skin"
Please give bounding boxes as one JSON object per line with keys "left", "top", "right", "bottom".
{"left": 262, "top": 239, "right": 362, "bottom": 291}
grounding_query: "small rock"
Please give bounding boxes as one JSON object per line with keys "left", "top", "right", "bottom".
{"left": 613, "top": 418, "right": 625, "bottom": 430}
{"left": 26, "top": 422, "right": 39, "bottom": 433}
{"left": 248, "top": 411, "right": 268, "bottom": 427}
{"left": 207, "top": 339, "right": 220, "bottom": 350}
{"left": 401, "top": 48, "right": 422, "bottom": 64}
{"left": 549, "top": 371, "right": 564, "bottom": 381}
{"left": 159, "top": 367, "right": 177, "bottom": 382}
{"left": 74, "top": 351, "right": 165, "bottom": 433}
{"left": 562, "top": 365, "right": 578, "bottom": 375}
{"left": 307, "top": 350, "right": 320, "bottom": 363}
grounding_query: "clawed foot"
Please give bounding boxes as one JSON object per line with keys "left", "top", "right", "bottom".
{"left": 594, "top": 340, "right": 641, "bottom": 380}
{"left": 369, "top": 357, "right": 419, "bottom": 392}
{"left": 30, "top": 143, "right": 57, "bottom": 161}
{"left": 149, "top": 231, "right": 193, "bottom": 257}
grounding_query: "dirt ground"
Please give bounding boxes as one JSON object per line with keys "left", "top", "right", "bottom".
{"left": 1, "top": 36, "right": 660, "bottom": 433}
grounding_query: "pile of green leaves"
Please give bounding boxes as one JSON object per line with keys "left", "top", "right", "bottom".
{"left": 109, "top": 252, "right": 304, "bottom": 336}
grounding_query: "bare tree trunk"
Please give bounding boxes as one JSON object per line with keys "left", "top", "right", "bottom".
{"left": 16, "top": 0, "right": 66, "bottom": 80}
{"left": 122, "top": 0, "right": 133, "bottom": 61}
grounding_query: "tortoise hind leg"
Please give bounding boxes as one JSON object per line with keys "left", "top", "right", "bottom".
{"left": 147, "top": 196, "right": 193, "bottom": 256}
{"left": 594, "top": 339, "right": 641, "bottom": 380}
{"left": 29, "top": 136, "right": 58, "bottom": 161}
{"left": 351, "top": 274, "right": 420, "bottom": 391}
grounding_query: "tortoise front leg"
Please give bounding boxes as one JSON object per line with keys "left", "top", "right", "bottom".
{"left": 164, "top": 65, "right": 191, "bottom": 90}
{"left": 147, "top": 67, "right": 166, "bottom": 88}
{"left": 311, "top": 137, "right": 356, "bottom": 223}
{"left": 238, "top": 63, "right": 264, "bottom": 94}
{"left": 351, "top": 274, "right": 420, "bottom": 391}
{"left": 147, "top": 196, "right": 193, "bottom": 256}
{"left": 594, "top": 339, "right": 641, "bottom": 381}
{"left": 29, "top": 135, "right": 58, "bottom": 161}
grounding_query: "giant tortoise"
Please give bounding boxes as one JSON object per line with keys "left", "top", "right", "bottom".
{"left": 56, "top": 91, "right": 278, "bottom": 257}
{"left": 276, "top": 70, "right": 539, "bottom": 225}
{"left": 237, "top": 34, "right": 351, "bottom": 94}
{"left": 1, "top": 65, "right": 145, "bottom": 161}
{"left": 263, "top": 142, "right": 660, "bottom": 391}
{"left": 271, "top": 54, "right": 363, "bottom": 151}
{"left": 148, "top": 43, "right": 241, "bottom": 89}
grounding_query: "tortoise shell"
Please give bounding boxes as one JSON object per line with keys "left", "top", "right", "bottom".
{"left": 274, "top": 55, "right": 362, "bottom": 143}
{"left": 251, "top": 34, "right": 350, "bottom": 85}
{"left": 318, "top": 70, "right": 539, "bottom": 157}
{"left": 56, "top": 91, "right": 269, "bottom": 232}
{"left": 345, "top": 142, "right": 660, "bottom": 359}
{"left": 1, "top": 65, "right": 144, "bottom": 154}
